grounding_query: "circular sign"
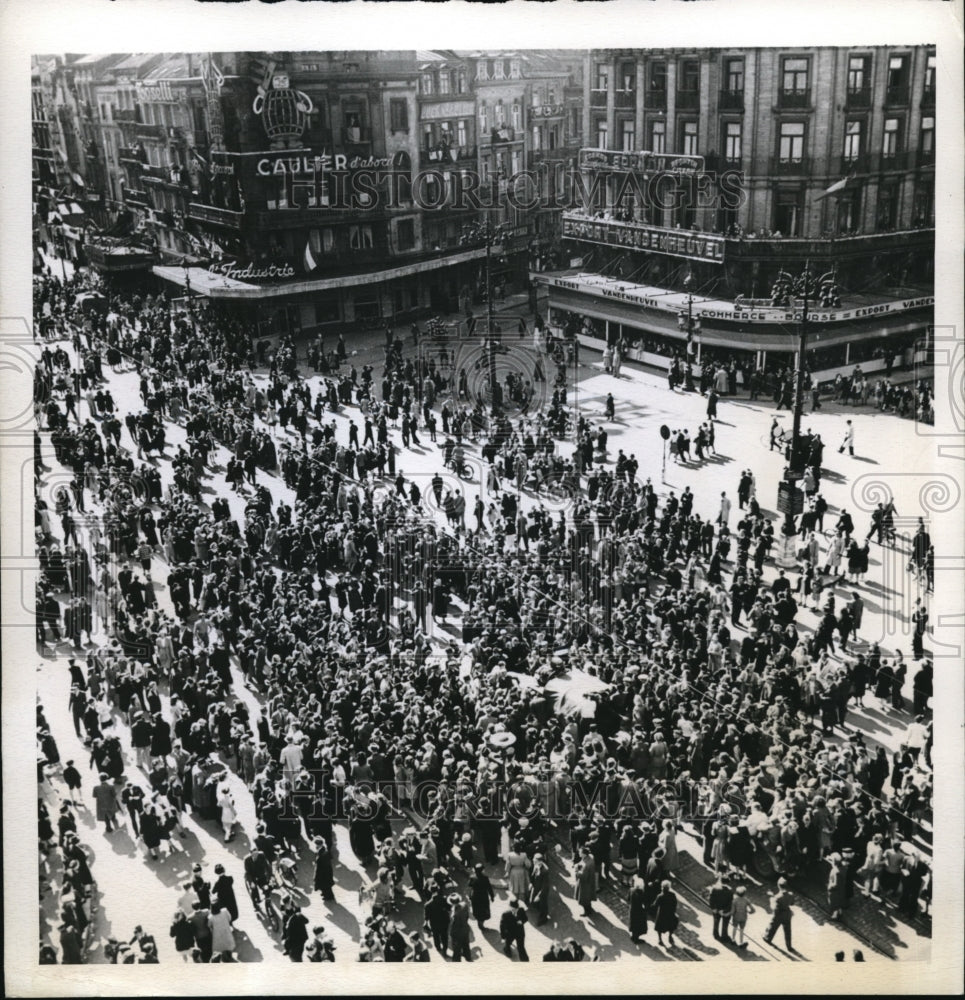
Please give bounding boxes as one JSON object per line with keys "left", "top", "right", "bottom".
{"left": 659, "top": 424, "right": 670, "bottom": 440}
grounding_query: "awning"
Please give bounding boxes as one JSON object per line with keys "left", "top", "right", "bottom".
{"left": 152, "top": 246, "right": 488, "bottom": 300}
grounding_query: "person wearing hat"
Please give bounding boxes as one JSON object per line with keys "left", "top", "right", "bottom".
{"left": 574, "top": 846, "right": 597, "bottom": 918}
{"left": 468, "top": 863, "right": 495, "bottom": 929}
{"left": 763, "top": 878, "right": 795, "bottom": 952}
{"left": 499, "top": 898, "right": 529, "bottom": 961}
{"left": 62, "top": 759, "right": 83, "bottom": 806}
{"left": 708, "top": 875, "right": 734, "bottom": 943}
{"left": 654, "top": 880, "right": 679, "bottom": 949}
{"left": 282, "top": 902, "right": 310, "bottom": 962}
{"left": 448, "top": 894, "right": 472, "bottom": 962}
{"left": 628, "top": 874, "right": 649, "bottom": 944}
{"left": 423, "top": 887, "right": 451, "bottom": 958}
{"left": 93, "top": 772, "right": 120, "bottom": 833}
{"left": 529, "top": 852, "right": 551, "bottom": 926}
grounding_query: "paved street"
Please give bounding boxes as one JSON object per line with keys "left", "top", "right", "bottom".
{"left": 32, "top": 259, "right": 932, "bottom": 964}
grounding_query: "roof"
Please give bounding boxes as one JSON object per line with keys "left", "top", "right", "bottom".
{"left": 142, "top": 55, "right": 191, "bottom": 84}
{"left": 112, "top": 53, "right": 162, "bottom": 72}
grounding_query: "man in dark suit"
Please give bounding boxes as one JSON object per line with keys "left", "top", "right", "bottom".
{"left": 500, "top": 899, "right": 529, "bottom": 961}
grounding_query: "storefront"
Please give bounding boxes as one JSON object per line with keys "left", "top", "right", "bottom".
{"left": 535, "top": 270, "right": 933, "bottom": 381}
{"left": 152, "top": 244, "right": 490, "bottom": 340}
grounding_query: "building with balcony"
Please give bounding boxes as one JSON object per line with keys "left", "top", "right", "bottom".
{"left": 142, "top": 50, "right": 500, "bottom": 337}
{"left": 540, "top": 46, "right": 935, "bottom": 380}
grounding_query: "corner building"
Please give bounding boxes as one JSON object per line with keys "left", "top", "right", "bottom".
{"left": 538, "top": 46, "right": 935, "bottom": 381}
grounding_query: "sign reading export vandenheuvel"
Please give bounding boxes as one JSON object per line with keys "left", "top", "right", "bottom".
{"left": 563, "top": 216, "right": 725, "bottom": 262}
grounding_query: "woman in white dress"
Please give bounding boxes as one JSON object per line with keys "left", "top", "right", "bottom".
{"left": 217, "top": 785, "right": 236, "bottom": 843}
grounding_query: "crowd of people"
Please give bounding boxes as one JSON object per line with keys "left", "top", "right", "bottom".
{"left": 32, "top": 256, "right": 934, "bottom": 963}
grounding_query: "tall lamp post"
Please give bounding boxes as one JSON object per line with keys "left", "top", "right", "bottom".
{"left": 677, "top": 271, "right": 701, "bottom": 392}
{"left": 772, "top": 263, "right": 838, "bottom": 553}
{"left": 459, "top": 217, "right": 510, "bottom": 416}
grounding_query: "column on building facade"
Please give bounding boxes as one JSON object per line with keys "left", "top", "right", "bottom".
{"left": 605, "top": 55, "right": 617, "bottom": 148}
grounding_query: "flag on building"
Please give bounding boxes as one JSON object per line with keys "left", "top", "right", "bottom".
{"left": 303, "top": 239, "right": 317, "bottom": 274}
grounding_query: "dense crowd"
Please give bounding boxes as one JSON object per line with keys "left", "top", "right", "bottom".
{"left": 33, "top": 259, "right": 933, "bottom": 962}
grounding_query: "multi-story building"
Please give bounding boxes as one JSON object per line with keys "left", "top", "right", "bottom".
{"left": 538, "top": 46, "right": 935, "bottom": 380}
{"left": 143, "top": 49, "right": 504, "bottom": 338}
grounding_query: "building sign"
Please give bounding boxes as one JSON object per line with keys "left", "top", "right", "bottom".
{"left": 420, "top": 100, "right": 475, "bottom": 121}
{"left": 209, "top": 260, "right": 296, "bottom": 282}
{"left": 531, "top": 104, "right": 564, "bottom": 119}
{"left": 543, "top": 275, "right": 934, "bottom": 325}
{"left": 563, "top": 216, "right": 724, "bottom": 262}
{"left": 578, "top": 147, "right": 704, "bottom": 174}
{"left": 253, "top": 72, "right": 313, "bottom": 144}
{"left": 255, "top": 152, "right": 393, "bottom": 176}
{"left": 136, "top": 81, "right": 177, "bottom": 103}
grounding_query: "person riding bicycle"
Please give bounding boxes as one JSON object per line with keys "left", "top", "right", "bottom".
{"left": 451, "top": 443, "right": 465, "bottom": 475}
{"left": 254, "top": 824, "right": 279, "bottom": 864}
{"left": 244, "top": 846, "right": 273, "bottom": 898}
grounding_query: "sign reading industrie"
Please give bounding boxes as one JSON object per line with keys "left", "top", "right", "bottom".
{"left": 563, "top": 216, "right": 725, "bottom": 263}
{"left": 579, "top": 148, "right": 704, "bottom": 175}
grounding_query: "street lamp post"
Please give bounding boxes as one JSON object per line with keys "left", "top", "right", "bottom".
{"left": 772, "top": 263, "right": 837, "bottom": 555}
{"left": 677, "top": 273, "right": 700, "bottom": 392}
{"left": 460, "top": 217, "right": 509, "bottom": 417}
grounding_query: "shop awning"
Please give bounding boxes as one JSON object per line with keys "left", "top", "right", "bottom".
{"left": 152, "top": 246, "right": 489, "bottom": 300}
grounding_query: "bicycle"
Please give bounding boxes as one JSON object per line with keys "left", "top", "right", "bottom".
{"left": 245, "top": 875, "right": 281, "bottom": 933}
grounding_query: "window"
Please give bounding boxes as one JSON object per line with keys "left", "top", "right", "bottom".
{"left": 779, "top": 121, "right": 805, "bottom": 161}
{"left": 620, "top": 121, "right": 635, "bottom": 151}
{"left": 493, "top": 60, "right": 505, "bottom": 80}
{"left": 724, "top": 121, "right": 742, "bottom": 162}
{"left": 835, "top": 187, "right": 861, "bottom": 233}
{"left": 681, "top": 121, "right": 698, "bottom": 155}
{"left": 882, "top": 117, "right": 900, "bottom": 157}
{"left": 596, "top": 119, "right": 608, "bottom": 148}
{"left": 457, "top": 120, "right": 467, "bottom": 148}
{"left": 843, "top": 120, "right": 863, "bottom": 160}
{"left": 510, "top": 60, "right": 521, "bottom": 80}
{"left": 920, "top": 115, "right": 934, "bottom": 156}
{"left": 421, "top": 72, "right": 433, "bottom": 96}
{"left": 649, "top": 61, "right": 666, "bottom": 92}
{"left": 438, "top": 71, "right": 450, "bottom": 95}
{"left": 847, "top": 55, "right": 869, "bottom": 93}
{"left": 725, "top": 58, "right": 744, "bottom": 92}
{"left": 887, "top": 54, "right": 908, "bottom": 102}
{"left": 349, "top": 224, "right": 374, "bottom": 250}
{"left": 532, "top": 125, "right": 541, "bottom": 151}
{"left": 397, "top": 218, "right": 415, "bottom": 250}
{"left": 651, "top": 120, "right": 665, "bottom": 154}
{"left": 782, "top": 57, "right": 809, "bottom": 94}
{"left": 924, "top": 52, "right": 936, "bottom": 93}
{"left": 511, "top": 150, "right": 522, "bottom": 174}
{"left": 457, "top": 70, "right": 467, "bottom": 94}
{"left": 680, "top": 61, "right": 700, "bottom": 92}
{"left": 479, "top": 103, "right": 488, "bottom": 134}
{"left": 389, "top": 98, "right": 408, "bottom": 132}
{"left": 774, "top": 188, "right": 803, "bottom": 236}
{"left": 621, "top": 62, "right": 636, "bottom": 92}
{"left": 888, "top": 55, "right": 906, "bottom": 87}
{"left": 309, "top": 227, "right": 335, "bottom": 254}
{"left": 595, "top": 62, "right": 609, "bottom": 91}
{"left": 511, "top": 103, "right": 521, "bottom": 131}
{"left": 876, "top": 183, "right": 899, "bottom": 230}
